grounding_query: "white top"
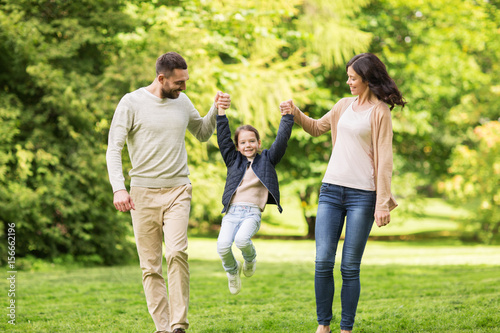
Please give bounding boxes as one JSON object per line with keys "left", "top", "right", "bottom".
{"left": 322, "top": 100, "right": 375, "bottom": 191}
{"left": 106, "top": 88, "right": 217, "bottom": 192}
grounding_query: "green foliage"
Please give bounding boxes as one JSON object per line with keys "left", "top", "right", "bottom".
{"left": 357, "top": 0, "right": 500, "bottom": 180}
{"left": 0, "top": 0, "right": 137, "bottom": 264}
{"left": 440, "top": 121, "right": 500, "bottom": 243}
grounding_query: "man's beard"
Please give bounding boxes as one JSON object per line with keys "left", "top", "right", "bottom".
{"left": 161, "top": 88, "right": 182, "bottom": 99}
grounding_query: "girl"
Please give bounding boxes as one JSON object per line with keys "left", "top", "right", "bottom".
{"left": 216, "top": 102, "right": 293, "bottom": 295}
{"left": 280, "top": 53, "right": 406, "bottom": 332}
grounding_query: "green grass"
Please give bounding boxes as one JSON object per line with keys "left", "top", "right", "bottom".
{"left": 2, "top": 239, "right": 500, "bottom": 332}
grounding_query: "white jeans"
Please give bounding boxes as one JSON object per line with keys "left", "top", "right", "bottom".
{"left": 217, "top": 204, "right": 262, "bottom": 274}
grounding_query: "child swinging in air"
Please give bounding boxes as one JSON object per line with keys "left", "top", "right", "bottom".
{"left": 216, "top": 97, "right": 294, "bottom": 295}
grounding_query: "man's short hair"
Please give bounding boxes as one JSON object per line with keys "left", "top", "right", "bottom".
{"left": 156, "top": 52, "right": 188, "bottom": 77}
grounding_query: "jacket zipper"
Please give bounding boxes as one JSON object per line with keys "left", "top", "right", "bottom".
{"left": 226, "top": 160, "right": 251, "bottom": 211}
{"left": 253, "top": 169, "right": 279, "bottom": 208}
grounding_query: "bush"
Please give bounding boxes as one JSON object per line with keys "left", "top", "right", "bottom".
{"left": 439, "top": 121, "right": 500, "bottom": 243}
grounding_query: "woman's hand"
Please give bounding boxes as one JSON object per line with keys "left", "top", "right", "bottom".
{"left": 374, "top": 210, "right": 390, "bottom": 227}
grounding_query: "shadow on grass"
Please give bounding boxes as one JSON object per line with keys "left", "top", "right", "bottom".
{"left": 252, "top": 231, "right": 490, "bottom": 248}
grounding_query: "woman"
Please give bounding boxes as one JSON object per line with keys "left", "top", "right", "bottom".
{"left": 280, "top": 53, "right": 406, "bottom": 333}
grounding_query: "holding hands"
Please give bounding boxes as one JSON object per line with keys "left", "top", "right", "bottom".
{"left": 216, "top": 91, "right": 231, "bottom": 115}
{"left": 216, "top": 95, "right": 293, "bottom": 117}
{"left": 279, "top": 99, "right": 295, "bottom": 116}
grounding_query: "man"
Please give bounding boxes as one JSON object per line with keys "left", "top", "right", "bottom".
{"left": 106, "top": 52, "right": 230, "bottom": 333}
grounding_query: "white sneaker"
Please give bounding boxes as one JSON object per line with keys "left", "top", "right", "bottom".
{"left": 227, "top": 261, "right": 242, "bottom": 295}
{"left": 243, "top": 258, "right": 257, "bottom": 277}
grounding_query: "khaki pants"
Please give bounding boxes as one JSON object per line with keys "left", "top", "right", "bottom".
{"left": 130, "top": 184, "right": 192, "bottom": 332}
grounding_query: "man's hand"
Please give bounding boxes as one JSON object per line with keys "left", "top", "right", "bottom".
{"left": 215, "top": 91, "right": 231, "bottom": 115}
{"left": 113, "top": 189, "right": 135, "bottom": 212}
{"left": 279, "top": 99, "right": 294, "bottom": 115}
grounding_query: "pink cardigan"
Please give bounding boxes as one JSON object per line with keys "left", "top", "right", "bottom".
{"left": 292, "top": 97, "right": 398, "bottom": 212}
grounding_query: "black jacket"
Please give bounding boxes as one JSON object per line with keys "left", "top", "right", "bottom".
{"left": 217, "top": 114, "right": 294, "bottom": 214}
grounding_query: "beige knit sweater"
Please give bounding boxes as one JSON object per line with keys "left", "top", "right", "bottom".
{"left": 106, "top": 88, "right": 217, "bottom": 193}
{"left": 292, "top": 97, "right": 398, "bottom": 212}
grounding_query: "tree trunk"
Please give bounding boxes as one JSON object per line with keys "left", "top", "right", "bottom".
{"left": 306, "top": 215, "right": 316, "bottom": 239}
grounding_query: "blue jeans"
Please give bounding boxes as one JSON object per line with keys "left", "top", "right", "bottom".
{"left": 217, "top": 204, "right": 262, "bottom": 274}
{"left": 315, "top": 183, "right": 376, "bottom": 331}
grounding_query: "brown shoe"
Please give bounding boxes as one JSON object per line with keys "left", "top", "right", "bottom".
{"left": 173, "top": 329, "right": 186, "bottom": 333}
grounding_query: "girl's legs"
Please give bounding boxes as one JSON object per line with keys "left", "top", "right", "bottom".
{"left": 217, "top": 206, "right": 241, "bottom": 275}
{"left": 234, "top": 206, "right": 261, "bottom": 277}
{"left": 217, "top": 205, "right": 261, "bottom": 295}
{"left": 234, "top": 206, "right": 261, "bottom": 263}
{"left": 217, "top": 205, "right": 261, "bottom": 274}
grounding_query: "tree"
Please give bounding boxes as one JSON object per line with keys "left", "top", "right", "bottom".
{"left": 0, "top": 0, "right": 138, "bottom": 264}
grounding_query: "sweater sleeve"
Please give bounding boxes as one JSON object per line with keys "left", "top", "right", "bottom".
{"left": 106, "top": 98, "right": 133, "bottom": 193}
{"left": 291, "top": 105, "right": 332, "bottom": 137}
{"left": 374, "top": 105, "right": 397, "bottom": 212}
{"left": 187, "top": 97, "right": 218, "bottom": 142}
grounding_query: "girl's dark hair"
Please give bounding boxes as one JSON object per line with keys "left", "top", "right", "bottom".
{"left": 346, "top": 53, "right": 407, "bottom": 110}
{"left": 156, "top": 52, "right": 188, "bottom": 77}
{"left": 234, "top": 125, "right": 260, "bottom": 147}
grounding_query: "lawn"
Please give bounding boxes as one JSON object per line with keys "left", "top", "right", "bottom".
{"left": 2, "top": 238, "right": 500, "bottom": 332}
